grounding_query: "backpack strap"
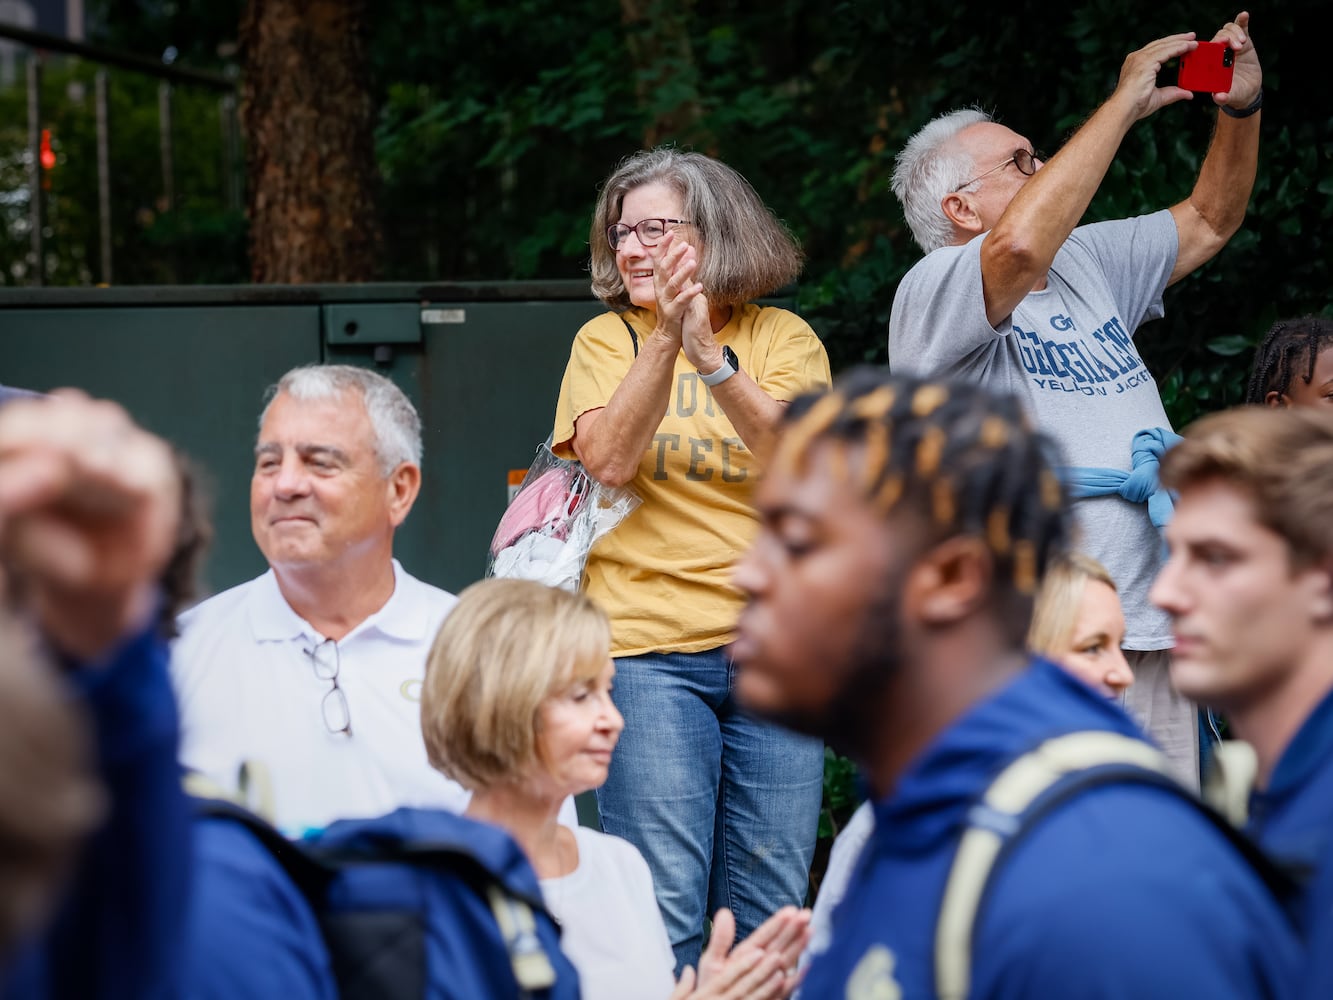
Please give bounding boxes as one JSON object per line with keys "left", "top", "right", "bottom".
{"left": 486, "top": 883, "right": 559, "bottom": 992}
{"left": 1203, "top": 738, "right": 1259, "bottom": 826}
{"left": 620, "top": 315, "right": 640, "bottom": 357}
{"left": 184, "top": 761, "right": 277, "bottom": 822}
{"left": 933, "top": 730, "right": 1297, "bottom": 1000}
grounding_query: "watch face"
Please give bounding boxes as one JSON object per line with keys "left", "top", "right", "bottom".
{"left": 723, "top": 346, "right": 739, "bottom": 371}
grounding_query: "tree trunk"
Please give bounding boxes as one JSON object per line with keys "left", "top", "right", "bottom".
{"left": 240, "top": 0, "right": 383, "bottom": 283}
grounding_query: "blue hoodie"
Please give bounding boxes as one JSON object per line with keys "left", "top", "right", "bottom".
{"left": 3, "top": 624, "right": 190, "bottom": 999}
{"left": 1300, "top": 857, "right": 1333, "bottom": 999}
{"left": 1247, "top": 687, "right": 1333, "bottom": 999}
{"left": 803, "top": 658, "right": 1300, "bottom": 1000}
{"left": 1249, "top": 685, "right": 1333, "bottom": 932}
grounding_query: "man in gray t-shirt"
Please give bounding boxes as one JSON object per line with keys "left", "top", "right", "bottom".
{"left": 887, "top": 14, "right": 1263, "bottom": 788}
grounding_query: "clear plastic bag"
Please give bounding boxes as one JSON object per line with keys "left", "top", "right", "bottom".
{"left": 486, "top": 442, "right": 641, "bottom": 592}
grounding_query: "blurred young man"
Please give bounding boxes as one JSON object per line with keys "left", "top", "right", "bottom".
{"left": 1152, "top": 406, "right": 1333, "bottom": 932}
{"left": 732, "top": 369, "right": 1297, "bottom": 998}
{"left": 0, "top": 390, "right": 190, "bottom": 997}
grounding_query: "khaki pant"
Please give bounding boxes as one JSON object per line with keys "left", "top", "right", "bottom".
{"left": 1122, "top": 648, "right": 1199, "bottom": 792}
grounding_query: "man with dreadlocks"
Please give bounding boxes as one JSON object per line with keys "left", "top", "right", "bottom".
{"left": 731, "top": 369, "right": 1299, "bottom": 999}
{"left": 888, "top": 13, "right": 1264, "bottom": 790}
{"left": 1246, "top": 315, "right": 1333, "bottom": 408}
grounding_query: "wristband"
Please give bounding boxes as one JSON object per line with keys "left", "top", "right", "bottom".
{"left": 698, "top": 346, "right": 740, "bottom": 387}
{"left": 1220, "top": 89, "right": 1263, "bottom": 119}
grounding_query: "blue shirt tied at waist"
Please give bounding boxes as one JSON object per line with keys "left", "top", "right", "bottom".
{"left": 1061, "top": 427, "right": 1183, "bottom": 529}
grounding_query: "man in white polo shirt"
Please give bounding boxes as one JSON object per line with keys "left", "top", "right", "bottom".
{"left": 171, "top": 364, "right": 465, "bottom": 833}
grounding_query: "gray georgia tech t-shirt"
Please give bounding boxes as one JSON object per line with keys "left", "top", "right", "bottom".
{"left": 888, "top": 210, "right": 1178, "bottom": 649}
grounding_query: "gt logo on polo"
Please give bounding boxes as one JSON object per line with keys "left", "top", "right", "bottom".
{"left": 845, "top": 944, "right": 902, "bottom": 1000}
{"left": 399, "top": 679, "right": 423, "bottom": 702}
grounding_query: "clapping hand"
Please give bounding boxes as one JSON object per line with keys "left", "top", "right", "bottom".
{"left": 671, "top": 906, "right": 813, "bottom": 1000}
{"left": 651, "top": 229, "right": 705, "bottom": 347}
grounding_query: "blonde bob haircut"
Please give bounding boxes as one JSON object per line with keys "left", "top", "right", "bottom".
{"left": 421, "top": 578, "right": 611, "bottom": 792}
{"left": 588, "top": 146, "right": 804, "bottom": 311}
{"left": 1027, "top": 551, "right": 1117, "bottom": 661}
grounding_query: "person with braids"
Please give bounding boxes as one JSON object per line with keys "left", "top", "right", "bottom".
{"left": 551, "top": 147, "right": 829, "bottom": 972}
{"left": 732, "top": 368, "right": 1299, "bottom": 998}
{"left": 798, "top": 549, "right": 1134, "bottom": 978}
{"left": 1246, "top": 315, "right": 1333, "bottom": 408}
{"left": 889, "top": 14, "right": 1265, "bottom": 791}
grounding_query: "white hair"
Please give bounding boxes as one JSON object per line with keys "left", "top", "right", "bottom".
{"left": 260, "top": 364, "right": 423, "bottom": 474}
{"left": 891, "top": 107, "right": 993, "bottom": 254}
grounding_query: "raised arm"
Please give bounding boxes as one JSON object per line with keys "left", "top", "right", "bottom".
{"left": 972, "top": 33, "right": 1198, "bottom": 327}
{"left": 0, "top": 391, "right": 191, "bottom": 998}
{"left": 1167, "top": 11, "right": 1262, "bottom": 286}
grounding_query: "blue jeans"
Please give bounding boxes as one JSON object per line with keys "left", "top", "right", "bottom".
{"left": 596, "top": 648, "right": 824, "bottom": 973}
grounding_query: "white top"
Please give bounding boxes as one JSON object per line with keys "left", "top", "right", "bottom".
{"left": 540, "top": 826, "right": 676, "bottom": 1000}
{"left": 799, "top": 800, "right": 875, "bottom": 980}
{"left": 171, "top": 560, "right": 467, "bottom": 833}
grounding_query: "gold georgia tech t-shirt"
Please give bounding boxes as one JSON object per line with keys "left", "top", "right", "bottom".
{"left": 552, "top": 304, "right": 831, "bottom": 657}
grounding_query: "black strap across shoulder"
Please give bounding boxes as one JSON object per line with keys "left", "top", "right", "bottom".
{"left": 620, "top": 315, "right": 639, "bottom": 356}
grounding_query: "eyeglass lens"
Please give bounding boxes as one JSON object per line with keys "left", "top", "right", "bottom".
{"left": 322, "top": 684, "right": 352, "bottom": 735}
{"left": 607, "top": 219, "right": 685, "bottom": 250}
{"left": 307, "top": 639, "right": 352, "bottom": 736}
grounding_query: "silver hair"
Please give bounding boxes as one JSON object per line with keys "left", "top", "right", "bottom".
{"left": 260, "top": 364, "right": 423, "bottom": 474}
{"left": 588, "top": 146, "right": 804, "bottom": 310}
{"left": 891, "top": 107, "right": 993, "bottom": 254}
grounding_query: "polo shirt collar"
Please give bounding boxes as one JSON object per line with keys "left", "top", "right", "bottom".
{"left": 353, "top": 560, "right": 436, "bottom": 643}
{"left": 246, "top": 559, "right": 434, "bottom": 644}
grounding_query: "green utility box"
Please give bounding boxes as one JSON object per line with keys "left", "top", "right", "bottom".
{"left": 0, "top": 282, "right": 607, "bottom": 597}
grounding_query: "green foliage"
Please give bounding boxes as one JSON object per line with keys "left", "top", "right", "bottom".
{"left": 13, "top": 0, "right": 1331, "bottom": 398}
{"left": 819, "top": 746, "right": 863, "bottom": 841}
{"left": 364, "top": 0, "right": 1332, "bottom": 442}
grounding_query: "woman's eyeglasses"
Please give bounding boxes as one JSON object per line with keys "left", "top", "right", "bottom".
{"left": 606, "top": 218, "right": 692, "bottom": 251}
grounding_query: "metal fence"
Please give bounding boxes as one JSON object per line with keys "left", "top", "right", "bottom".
{"left": 0, "top": 22, "right": 238, "bottom": 286}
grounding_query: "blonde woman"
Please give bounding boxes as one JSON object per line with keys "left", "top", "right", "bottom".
{"left": 1028, "top": 552, "right": 1133, "bottom": 698}
{"left": 421, "top": 578, "right": 810, "bottom": 1000}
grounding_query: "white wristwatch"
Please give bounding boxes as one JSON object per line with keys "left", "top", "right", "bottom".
{"left": 698, "top": 346, "right": 740, "bottom": 387}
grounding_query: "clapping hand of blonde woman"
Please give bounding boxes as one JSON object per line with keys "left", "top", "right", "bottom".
{"left": 650, "top": 230, "right": 704, "bottom": 345}
{"left": 670, "top": 906, "right": 812, "bottom": 1000}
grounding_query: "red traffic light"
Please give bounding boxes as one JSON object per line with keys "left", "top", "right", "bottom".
{"left": 40, "top": 129, "right": 56, "bottom": 171}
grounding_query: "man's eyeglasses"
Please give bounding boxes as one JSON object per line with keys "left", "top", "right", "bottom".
{"left": 606, "top": 218, "right": 692, "bottom": 251}
{"left": 955, "top": 148, "right": 1039, "bottom": 192}
{"left": 305, "top": 638, "right": 352, "bottom": 737}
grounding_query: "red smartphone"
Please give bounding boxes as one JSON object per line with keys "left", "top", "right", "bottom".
{"left": 1178, "top": 41, "right": 1235, "bottom": 93}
